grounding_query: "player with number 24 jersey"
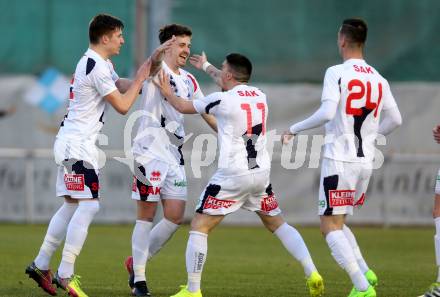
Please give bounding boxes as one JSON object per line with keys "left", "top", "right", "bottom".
{"left": 321, "top": 58, "right": 398, "bottom": 163}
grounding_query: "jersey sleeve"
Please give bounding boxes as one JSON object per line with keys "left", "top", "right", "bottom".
{"left": 193, "top": 92, "right": 223, "bottom": 115}
{"left": 381, "top": 80, "right": 398, "bottom": 110}
{"left": 187, "top": 73, "right": 204, "bottom": 99}
{"left": 91, "top": 63, "right": 118, "bottom": 97}
{"left": 321, "top": 66, "right": 341, "bottom": 103}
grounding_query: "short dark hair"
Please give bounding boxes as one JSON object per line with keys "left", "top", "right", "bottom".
{"left": 340, "top": 18, "right": 368, "bottom": 46}
{"left": 89, "top": 14, "right": 124, "bottom": 44}
{"left": 226, "top": 53, "right": 252, "bottom": 83}
{"left": 159, "top": 24, "right": 192, "bottom": 44}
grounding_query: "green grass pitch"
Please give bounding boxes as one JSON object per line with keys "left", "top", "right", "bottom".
{"left": 0, "top": 224, "right": 435, "bottom": 297}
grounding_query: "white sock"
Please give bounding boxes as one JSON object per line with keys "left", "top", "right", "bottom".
{"left": 326, "top": 230, "right": 369, "bottom": 291}
{"left": 147, "top": 218, "right": 179, "bottom": 260}
{"left": 435, "top": 217, "right": 440, "bottom": 282}
{"left": 58, "top": 200, "right": 99, "bottom": 278}
{"left": 186, "top": 231, "right": 208, "bottom": 293}
{"left": 274, "top": 223, "right": 317, "bottom": 277}
{"left": 34, "top": 202, "right": 78, "bottom": 270}
{"left": 342, "top": 225, "right": 369, "bottom": 274}
{"left": 132, "top": 220, "right": 153, "bottom": 283}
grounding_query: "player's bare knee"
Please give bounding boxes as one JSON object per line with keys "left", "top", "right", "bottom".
{"left": 320, "top": 216, "right": 342, "bottom": 236}
{"left": 259, "top": 214, "right": 284, "bottom": 233}
{"left": 433, "top": 195, "right": 440, "bottom": 218}
{"left": 164, "top": 215, "right": 183, "bottom": 225}
{"left": 190, "top": 220, "right": 210, "bottom": 234}
{"left": 136, "top": 201, "right": 157, "bottom": 221}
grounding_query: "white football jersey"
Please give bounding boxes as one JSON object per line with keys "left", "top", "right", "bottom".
{"left": 193, "top": 84, "right": 271, "bottom": 176}
{"left": 132, "top": 61, "right": 203, "bottom": 165}
{"left": 57, "top": 48, "right": 119, "bottom": 143}
{"left": 321, "top": 58, "right": 397, "bottom": 163}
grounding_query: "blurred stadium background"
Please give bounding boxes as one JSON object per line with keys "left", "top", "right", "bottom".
{"left": 0, "top": 0, "right": 440, "bottom": 226}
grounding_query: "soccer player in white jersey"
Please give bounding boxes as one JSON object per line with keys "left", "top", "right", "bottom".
{"left": 154, "top": 52, "right": 324, "bottom": 297}
{"left": 420, "top": 126, "right": 440, "bottom": 297}
{"left": 25, "top": 14, "right": 173, "bottom": 297}
{"left": 282, "top": 18, "right": 402, "bottom": 297}
{"left": 124, "top": 24, "right": 217, "bottom": 297}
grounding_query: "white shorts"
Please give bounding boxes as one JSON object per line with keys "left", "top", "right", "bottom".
{"left": 319, "top": 158, "right": 372, "bottom": 216}
{"left": 435, "top": 169, "right": 440, "bottom": 195}
{"left": 54, "top": 138, "right": 100, "bottom": 199}
{"left": 131, "top": 158, "right": 187, "bottom": 202}
{"left": 195, "top": 170, "right": 282, "bottom": 216}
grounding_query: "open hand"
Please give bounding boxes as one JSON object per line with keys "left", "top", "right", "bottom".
{"left": 153, "top": 69, "right": 173, "bottom": 99}
{"left": 135, "top": 58, "right": 152, "bottom": 82}
{"left": 189, "top": 51, "right": 208, "bottom": 70}
{"left": 281, "top": 131, "right": 295, "bottom": 145}
{"left": 152, "top": 35, "right": 176, "bottom": 59}
{"left": 433, "top": 125, "right": 440, "bottom": 143}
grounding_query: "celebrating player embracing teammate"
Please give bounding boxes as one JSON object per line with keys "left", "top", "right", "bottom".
{"left": 25, "top": 14, "right": 173, "bottom": 297}
{"left": 155, "top": 52, "right": 324, "bottom": 297}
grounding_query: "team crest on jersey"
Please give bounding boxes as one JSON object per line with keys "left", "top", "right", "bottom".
{"left": 64, "top": 174, "right": 85, "bottom": 191}
{"left": 261, "top": 194, "right": 278, "bottom": 212}
{"left": 203, "top": 196, "right": 235, "bottom": 210}
{"left": 150, "top": 171, "right": 161, "bottom": 182}
{"left": 329, "top": 190, "right": 355, "bottom": 207}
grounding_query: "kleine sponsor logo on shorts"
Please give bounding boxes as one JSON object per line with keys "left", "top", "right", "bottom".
{"left": 261, "top": 195, "right": 278, "bottom": 212}
{"left": 329, "top": 190, "right": 355, "bottom": 207}
{"left": 64, "top": 174, "right": 85, "bottom": 191}
{"left": 203, "top": 196, "right": 235, "bottom": 210}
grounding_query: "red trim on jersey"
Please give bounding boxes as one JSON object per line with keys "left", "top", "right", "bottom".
{"left": 187, "top": 74, "right": 198, "bottom": 93}
{"left": 69, "top": 75, "right": 75, "bottom": 100}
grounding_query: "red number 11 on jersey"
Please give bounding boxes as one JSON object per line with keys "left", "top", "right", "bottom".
{"left": 346, "top": 79, "right": 382, "bottom": 118}
{"left": 240, "top": 103, "right": 266, "bottom": 136}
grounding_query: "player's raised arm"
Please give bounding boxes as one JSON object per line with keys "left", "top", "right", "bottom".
{"left": 150, "top": 35, "right": 177, "bottom": 76}
{"left": 104, "top": 58, "right": 151, "bottom": 115}
{"left": 154, "top": 69, "right": 197, "bottom": 114}
{"left": 190, "top": 51, "right": 222, "bottom": 87}
{"left": 113, "top": 37, "right": 176, "bottom": 94}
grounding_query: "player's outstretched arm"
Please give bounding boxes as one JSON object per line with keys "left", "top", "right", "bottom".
{"left": 104, "top": 58, "right": 152, "bottom": 115}
{"left": 377, "top": 106, "right": 402, "bottom": 136}
{"left": 154, "top": 69, "right": 197, "bottom": 114}
{"left": 113, "top": 37, "right": 176, "bottom": 93}
{"left": 115, "top": 78, "right": 132, "bottom": 93}
{"left": 282, "top": 100, "right": 337, "bottom": 145}
{"left": 190, "top": 52, "right": 222, "bottom": 87}
{"left": 201, "top": 113, "right": 218, "bottom": 133}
